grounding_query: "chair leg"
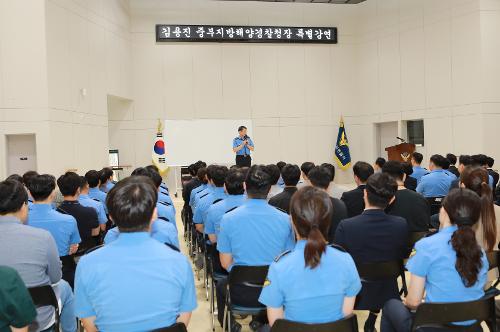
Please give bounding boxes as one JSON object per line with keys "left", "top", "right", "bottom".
{"left": 210, "top": 278, "right": 215, "bottom": 332}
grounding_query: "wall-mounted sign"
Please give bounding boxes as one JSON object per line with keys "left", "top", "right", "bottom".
{"left": 156, "top": 25, "right": 337, "bottom": 44}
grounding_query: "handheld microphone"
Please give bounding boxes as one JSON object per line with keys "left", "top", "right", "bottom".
{"left": 396, "top": 136, "right": 406, "bottom": 143}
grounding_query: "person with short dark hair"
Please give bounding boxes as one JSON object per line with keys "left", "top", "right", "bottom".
{"left": 321, "top": 163, "right": 345, "bottom": 199}
{"left": 0, "top": 180, "right": 77, "bottom": 332}
{"left": 416, "top": 154, "right": 456, "bottom": 197}
{"left": 75, "top": 176, "right": 197, "bottom": 331}
{"left": 192, "top": 165, "right": 218, "bottom": 209}
{"left": 182, "top": 162, "right": 204, "bottom": 208}
{"left": 22, "top": 171, "right": 39, "bottom": 206}
{"left": 99, "top": 167, "right": 115, "bottom": 193}
{"left": 485, "top": 156, "right": 499, "bottom": 190}
{"left": 381, "top": 188, "right": 488, "bottom": 332}
{"left": 450, "top": 155, "right": 474, "bottom": 189}
{"left": 410, "top": 152, "right": 429, "bottom": 184}
{"left": 85, "top": 170, "right": 107, "bottom": 209}
{"left": 259, "top": 187, "right": 361, "bottom": 328}
{"left": 401, "top": 162, "right": 417, "bottom": 191}
{"left": 471, "top": 154, "right": 495, "bottom": 188}
{"left": 276, "top": 161, "right": 287, "bottom": 187}
{"left": 298, "top": 162, "right": 315, "bottom": 188}
{"left": 374, "top": 157, "right": 386, "bottom": 173}
{"left": 265, "top": 164, "right": 283, "bottom": 199}
{"left": 216, "top": 165, "right": 295, "bottom": 330}
{"left": 383, "top": 161, "right": 430, "bottom": 232}
{"left": 189, "top": 167, "right": 209, "bottom": 208}
{"left": 446, "top": 153, "right": 460, "bottom": 177}
{"left": 27, "top": 174, "right": 81, "bottom": 287}
{"left": 335, "top": 173, "right": 408, "bottom": 332}
{"left": 233, "top": 126, "right": 254, "bottom": 167}
{"left": 269, "top": 164, "right": 300, "bottom": 214}
{"left": 6, "top": 173, "right": 23, "bottom": 183}
{"left": 78, "top": 176, "right": 107, "bottom": 231}
{"left": 341, "top": 161, "right": 374, "bottom": 218}
{"left": 308, "top": 166, "right": 348, "bottom": 243}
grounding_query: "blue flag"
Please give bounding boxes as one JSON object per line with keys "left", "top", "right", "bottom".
{"left": 334, "top": 117, "right": 351, "bottom": 170}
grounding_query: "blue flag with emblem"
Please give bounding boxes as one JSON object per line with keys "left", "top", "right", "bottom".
{"left": 334, "top": 117, "right": 351, "bottom": 170}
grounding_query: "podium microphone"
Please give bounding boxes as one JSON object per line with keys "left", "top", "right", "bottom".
{"left": 396, "top": 136, "right": 406, "bottom": 143}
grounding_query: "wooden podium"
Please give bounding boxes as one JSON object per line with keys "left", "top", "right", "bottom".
{"left": 385, "top": 143, "right": 416, "bottom": 162}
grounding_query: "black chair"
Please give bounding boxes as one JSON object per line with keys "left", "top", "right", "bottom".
{"left": 28, "top": 285, "right": 59, "bottom": 331}
{"left": 411, "top": 293, "right": 497, "bottom": 332}
{"left": 426, "top": 197, "right": 444, "bottom": 216}
{"left": 152, "top": 322, "right": 188, "bottom": 332}
{"left": 406, "top": 231, "right": 429, "bottom": 258}
{"left": 223, "top": 265, "right": 269, "bottom": 332}
{"left": 486, "top": 250, "right": 500, "bottom": 288}
{"left": 84, "top": 244, "right": 104, "bottom": 255}
{"left": 207, "top": 243, "right": 228, "bottom": 331}
{"left": 356, "top": 260, "right": 407, "bottom": 298}
{"left": 271, "top": 314, "right": 358, "bottom": 332}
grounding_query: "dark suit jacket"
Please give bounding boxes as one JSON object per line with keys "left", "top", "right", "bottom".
{"left": 328, "top": 197, "right": 348, "bottom": 244}
{"left": 269, "top": 187, "right": 297, "bottom": 214}
{"left": 404, "top": 176, "right": 417, "bottom": 191}
{"left": 340, "top": 185, "right": 366, "bottom": 218}
{"left": 334, "top": 209, "right": 408, "bottom": 310}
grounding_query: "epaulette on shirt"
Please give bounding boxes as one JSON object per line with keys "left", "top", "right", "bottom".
{"left": 225, "top": 206, "right": 239, "bottom": 214}
{"left": 274, "top": 250, "right": 292, "bottom": 262}
{"left": 200, "top": 193, "right": 209, "bottom": 199}
{"left": 329, "top": 243, "right": 347, "bottom": 252}
{"left": 158, "top": 201, "right": 172, "bottom": 206}
{"left": 92, "top": 198, "right": 100, "bottom": 202}
{"left": 158, "top": 216, "right": 170, "bottom": 223}
{"left": 212, "top": 198, "right": 224, "bottom": 205}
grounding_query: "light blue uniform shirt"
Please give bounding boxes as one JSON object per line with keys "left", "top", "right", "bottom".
{"left": 100, "top": 181, "right": 115, "bottom": 193}
{"left": 217, "top": 199, "right": 295, "bottom": 269}
{"left": 416, "top": 169, "right": 456, "bottom": 197}
{"left": 75, "top": 232, "right": 196, "bottom": 332}
{"left": 79, "top": 194, "right": 107, "bottom": 225}
{"left": 193, "top": 186, "right": 213, "bottom": 209}
{"left": 157, "top": 201, "right": 177, "bottom": 231}
{"left": 27, "top": 204, "right": 81, "bottom": 257}
{"left": 104, "top": 220, "right": 179, "bottom": 249}
{"left": 88, "top": 187, "right": 107, "bottom": 213}
{"left": 411, "top": 166, "right": 430, "bottom": 184}
{"left": 159, "top": 190, "right": 174, "bottom": 206}
{"left": 193, "top": 187, "right": 227, "bottom": 225}
{"left": 233, "top": 136, "right": 254, "bottom": 156}
{"left": 205, "top": 194, "right": 246, "bottom": 237}
{"left": 407, "top": 225, "right": 487, "bottom": 304}
{"left": 189, "top": 184, "right": 207, "bottom": 207}
{"left": 259, "top": 241, "right": 362, "bottom": 324}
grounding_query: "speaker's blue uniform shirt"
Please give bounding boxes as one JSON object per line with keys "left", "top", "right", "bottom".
{"left": 217, "top": 199, "right": 295, "bottom": 270}
{"left": 104, "top": 219, "right": 179, "bottom": 249}
{"left": 193, "top": 187, "right": 227, "bottom": 225}
{"left": 259, "top": 240, "right": 362, "bottom": 324}
{"left": 416, "top": 169, "right": 455, "bottom": 197}
{"left": 75, "top": 232, "right": 196, "bottom": 332}
{"left": 27, "top": 204, "right": 81, "bottom": 257}
{"left": 233, "top": 136, "right": 254, "bottom": 156}
{"left": 204, "top": 194, "right": 246, "bottom": 238}
{"left": 79, "top": 194, "right": 107, "bottom": 225}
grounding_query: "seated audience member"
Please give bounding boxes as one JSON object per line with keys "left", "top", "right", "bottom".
{"left": 402, "top": 162, "right": 417, "bottom": 191}
{"left": 450, "top": 155, "right": 473, "bottom": 189}
{"left": 6, "top": 173, "right": 23, "bottom": 183}
{"left": 308, "top": 166, "right": 348, "bottom": 243}
{"left": 459, "top": 166, "right": 499, "bottom": 252}
{"left": 374, "top": 157, "right": 386, "bottom": 173}
{"left": 383, "top": 161, "right": 430, "bottom": 232}
{"left": 446, "top": 153, "right": 460, "bottom": 177}
{"left": 27, "top": 174, "right": 81, "bottom": 288}
{"left": 381, "top": 188, "right": 488, "bottom": 332}
{"left": 75, "top": 176, "right": 196, "bottom": 331}
{"left": 276, "top": 161, "right": 286, "bottom": 187}
{"left": 297, "top": 162, "right": 315, "bottom": 188}
{"left": 193, "top": 165, "right": 218, "bottom": 209}
{"left": 78, "top": 176, "right": 107, "bottom": 232}
{"left": 259, "top": 187, "right": 361, "bottom": 329}
{"left": 22, "top": 171, "right": 39, "bottom": 206}
{"left": 146, "top": 165, "right": 174, "bottom": 207}
{"left": 341, "top": 161, "right": 374, "bottom": 218}
{"left": 57, "top": 172, "right": 100, "bottom": 255}
{"left": 486, "top": 156, "right": 499, "bottom": 190}
{"left": 471, "top": 154, "right": 494, "bottom": 188}
{"left": 410, "top": 152, "right": 429, "bottom": 184}
{"left": 85, "top": 170, "right": 107, "bottom": 207}
{"left": 193, "top": 165, "right": 228, "bottom": 233}
{"left": 99, "top": 167, "right": 115, "bottom": 193}
{"left": 131, "top": 167, "right": 176, "bottom": 228}
{"left": 205, "top": 168, "right": 246, "bottom": 244}
{"left": 335, "top": 173, "right": 408, "bottom": 332}
{"left": 189, "top": 167, "right": 209, "bottom": 208}
{"left": 182, "top": 161, "right": 206, "bottom": 209}
{"left": 216, "top": 165, "right": 295, "bottom": 331}
{"left": 266, "top": 164, "right": 283, "bottom": 200}
{"left": 322, "top": 163, "right": 345, "bottom": 199}
{"left": 0, "top": 266, "right": 37, "bottom": 332}
{"left": 416, "top": 154, "right": 456, "bottom": 198}
{"left": 0, "top": 180, "right": 76, "bottom": 332}
{"left": 269, "top": 164, "right": 301, "bottom": 214}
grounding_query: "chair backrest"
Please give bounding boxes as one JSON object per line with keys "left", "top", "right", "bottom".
{"left": 271, "top": 314, "right": 358, "bottom": 332}
{"left": 411, "top": 293, "right": 497, "bottom": 332}
{"left": 151, "top": 322, "right": 187, "bottom": 332}
{"left": 426, "top": 197, "right": 444, "bottom": 215}
{"left": 84, "top": 244, "right": 104, "bottom": 255}
{"left": 408, "top": 232, "right": 429, "bottom": 251}
{"left": 28, "top": 285, "right": 59, "bottom": 330}
{"left": 486, "top": 250, "right": 499, "bottom": 271}
{"left": 356, "top": 260, "right": 404, "bottom": 281}
{"left": 228, "top": 265, "right": 269, "bottom": 288}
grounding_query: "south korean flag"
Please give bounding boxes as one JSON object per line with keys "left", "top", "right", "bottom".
{"left": 152, "top": 120, "right": 169, "bottom": 176}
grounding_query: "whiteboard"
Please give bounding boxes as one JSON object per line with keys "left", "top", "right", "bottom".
{"left": 164, "top": 119, "right": 253, "bottom": 166}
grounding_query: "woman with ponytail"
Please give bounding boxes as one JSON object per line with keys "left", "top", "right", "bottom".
{"left": 460, "top": 166, "right": 499, "bottom": 251}
{"left": 382, "top": 188, "right": 488, "bottom": 332}
{"left": 258, "top": 186, "right": 361, "bottom": 328}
